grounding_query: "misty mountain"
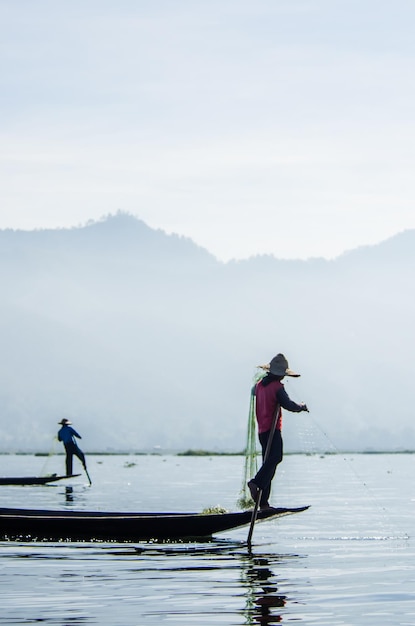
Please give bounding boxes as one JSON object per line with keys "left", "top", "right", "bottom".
{"left": 1, "top": 213, "right": 414, "bottom": 453}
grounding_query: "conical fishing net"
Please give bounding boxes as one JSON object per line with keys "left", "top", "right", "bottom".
{"left": 237, "top": 368, "right": 267, "bottom": 509}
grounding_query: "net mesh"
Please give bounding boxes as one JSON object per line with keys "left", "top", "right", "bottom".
{"left": 237, "top": 368, "right": 267, "bottom": 509}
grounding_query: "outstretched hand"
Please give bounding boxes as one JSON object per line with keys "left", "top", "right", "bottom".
{"left": 301, "top": 403, "right": 309, "bottom": 412}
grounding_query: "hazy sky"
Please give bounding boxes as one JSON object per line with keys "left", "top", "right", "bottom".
{"left": 1, "top": 0, "right": 415, "bottom": 261}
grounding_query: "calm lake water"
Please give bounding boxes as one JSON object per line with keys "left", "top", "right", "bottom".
{"left": 0, "top": 452, "right": 414, "bottom": 625}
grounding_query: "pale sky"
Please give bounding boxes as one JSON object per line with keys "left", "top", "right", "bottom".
{"left": 1, "top": 0, "right": 415, "bottom": 261}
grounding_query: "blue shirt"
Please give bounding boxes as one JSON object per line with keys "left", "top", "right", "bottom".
{"left": 58, "top": 425, "right": 81, "bottom": 445}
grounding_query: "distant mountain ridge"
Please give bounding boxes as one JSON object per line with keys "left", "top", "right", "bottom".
{"left": 0, "top": 213, "right": 217, "bottom": 268}
{"left": 1, "top": 213, "right": 414, "bottom": 453}
{"left": 2, "top": 212, "right": 413, "bottom": 268}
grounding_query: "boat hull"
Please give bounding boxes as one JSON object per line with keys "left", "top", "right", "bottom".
{"left": 0, "top": 506, "right": 309, "bottom": 542}
{"left": 0, "top": 475, "right": 81, "bottom": 486}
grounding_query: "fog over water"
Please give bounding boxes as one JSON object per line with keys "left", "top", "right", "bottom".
{"left": 1, "top": 214, "right": 414, "bottom": 453}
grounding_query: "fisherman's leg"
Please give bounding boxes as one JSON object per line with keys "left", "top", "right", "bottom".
{"left": 252, "top": 431, "right": 283, "bottom": 505}
{"left": 248, "top": 431, "right": 271, "bottom": 501}
{"left": 262, "top": 431, "right": 283, "bottom": 505}
{"left": 74, "top": 447, "right": 86, "bottom": 469}
{"left": 260, "top": 483, "right": 271, "bottom": 507}
{"left": 65, "top": 449, "right": 73, "bottom": 476}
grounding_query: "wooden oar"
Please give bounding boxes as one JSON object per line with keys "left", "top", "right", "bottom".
{"left": 247, "top": 404, "right": 280, "bottom": 550}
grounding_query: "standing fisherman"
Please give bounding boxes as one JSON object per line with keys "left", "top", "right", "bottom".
{"left": 57, "top": 418, "right": 88, "bottom": 476}
{"left": 248, "top": 353, "right": 309, "bottom": 510}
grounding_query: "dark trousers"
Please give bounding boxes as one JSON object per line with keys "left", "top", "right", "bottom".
{"left": 253, "top": 429, "right": 283, "bottom": 506}
{"left": 64, "top": 442, "right": 86, "bottom": 476}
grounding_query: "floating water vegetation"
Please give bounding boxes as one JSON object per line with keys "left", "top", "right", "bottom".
{"left": 201, "top": 505, "right": 228, "bottom": 515}
{"left": 177, "top": 449, "right": 243, "bottom": 456}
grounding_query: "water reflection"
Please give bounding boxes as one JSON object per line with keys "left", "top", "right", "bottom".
{"left": 58, "top": 484, "right": 91, "bottom": 508}
{"left": 0, "top": 537, "right": 306, "bottom": 625}
{"left": 121, "top": 542, "right": 304, "bottom": 624}
{"left": 241, "top": 553, "right": 298, "bottom": 624}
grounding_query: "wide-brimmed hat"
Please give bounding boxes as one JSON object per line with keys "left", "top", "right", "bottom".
{"left": 58, "top": 418, "right": 72, "bottom": 425}
{"left": 267, "top": 353, "right": 300, "bottom": 378}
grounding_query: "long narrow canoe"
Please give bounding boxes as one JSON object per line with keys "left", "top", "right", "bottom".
{"left": 0, "top": 505, "right": 309, "bottom": 542}
{"left": 0, "top": 474, "right": 81, "bottom": 486}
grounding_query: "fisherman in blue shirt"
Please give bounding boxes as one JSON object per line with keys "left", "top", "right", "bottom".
{"left": 57, "top": 418, "right": 87, "bottom": 476}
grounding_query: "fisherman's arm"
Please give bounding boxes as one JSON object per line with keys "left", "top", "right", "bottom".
{"left": 277, "top": 387, "right": 308, "bottom": 412}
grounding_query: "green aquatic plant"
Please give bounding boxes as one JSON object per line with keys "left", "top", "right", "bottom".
{"left": 201, "top": 505, "right": 228, "bottom": 515}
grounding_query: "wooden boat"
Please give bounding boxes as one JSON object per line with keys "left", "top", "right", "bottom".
{"left": 0, "top": 505, "right": 309, "bottom": 542}
{"left": 0, "top": 474, "right": 81, "bottom": 486}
